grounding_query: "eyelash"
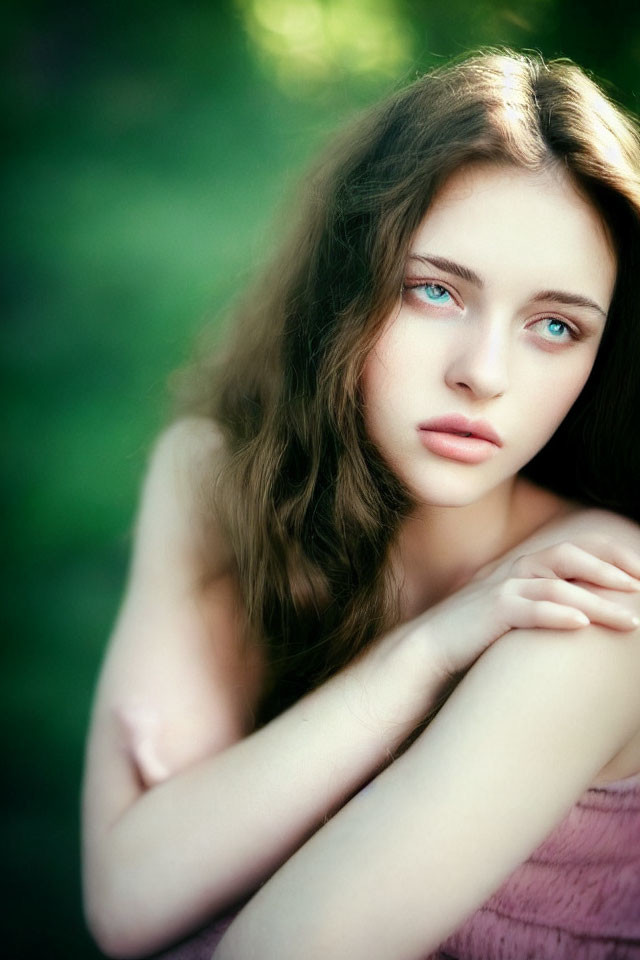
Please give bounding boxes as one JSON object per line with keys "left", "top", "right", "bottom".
{"left": 402, "top": 279, "right": 584, "bottom": 343}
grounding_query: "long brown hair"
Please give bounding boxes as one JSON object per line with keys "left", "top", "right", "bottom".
{"left": 171, "top": 48, "right": 640, "bottom": 724}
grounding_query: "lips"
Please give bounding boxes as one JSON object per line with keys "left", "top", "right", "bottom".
{"left": 418, "top": 414, "right": 502, "bottom": 447}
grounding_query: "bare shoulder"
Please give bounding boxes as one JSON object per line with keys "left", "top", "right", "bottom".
{"left": 550, "top": 503, "right": 640, "bottom": 542}
{"left": 155, "top": 415, "right": 229, "bottom": 484}
{"left": 505, "top": 499, "right": 640, "bottom": 785}
{"left": 558, "top": 507, "right": 640, "bottom": 784}
{"left": 130, "top": 415, "right": 236, "bottom": 586}
{"left": 151, "top": 414, "right": 228, "bottom": 477}
{"left": 486, "top": 486, "right": 640, "bottom": 577}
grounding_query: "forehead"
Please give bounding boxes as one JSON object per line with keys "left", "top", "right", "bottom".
{"left": 411, "top": 162, "right": 617, "bottom": 306}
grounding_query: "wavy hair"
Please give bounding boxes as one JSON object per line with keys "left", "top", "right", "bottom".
{"left": 172, "top": 48, "right": 640, "bottom": 724}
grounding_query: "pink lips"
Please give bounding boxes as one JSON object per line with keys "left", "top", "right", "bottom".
{"left": 418, "top": 414, "right": 502, "bottom": 464}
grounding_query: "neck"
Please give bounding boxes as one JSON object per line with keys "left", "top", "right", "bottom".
{"left": 393, "top": 475, "right": 534, "bottom": 619}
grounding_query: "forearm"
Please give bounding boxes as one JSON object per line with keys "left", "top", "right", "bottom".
{"left": 213, "top": 616, "right": 640, "bottom": 960}
{"left": 84, "top": 624, "right": 448, "bottom": 958}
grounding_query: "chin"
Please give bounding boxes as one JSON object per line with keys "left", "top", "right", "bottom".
{"left": 407, "top": 477, "right": 494, "bottom": 509}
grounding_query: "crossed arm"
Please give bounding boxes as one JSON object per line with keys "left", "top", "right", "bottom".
{"left": 212, "top": 605, "right": 640, "bottom": 960}
{"left": 82, "top": 419, "right": 640, "bottom": 959}
{"left": 82, "top": 421, "right": 454, "bottom": 956}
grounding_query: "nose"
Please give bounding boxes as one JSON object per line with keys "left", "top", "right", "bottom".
{"left": 444, "top": 316, "right": 510, "bottom": 400}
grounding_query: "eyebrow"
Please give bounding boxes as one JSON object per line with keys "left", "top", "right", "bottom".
{"left": 409, "top": 254, "right": 483, "bottom": 287}
{"left": 530, "top": 289, "right": 608, "bottom": 321}
{"left": 407, "top": 253, "right": 608, "bottom": 321}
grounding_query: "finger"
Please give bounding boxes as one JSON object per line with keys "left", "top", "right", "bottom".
{"left": 516, "top": 542, "right": 640, "bottom": 591}
{"left": 506, "top": 596, "right": 591, "bottom": 630}
{"left": 516, "top": 578, "right": 640, "bottom": 631}
{"left": 568, "top": 536, "right": 640, "bottom": 581}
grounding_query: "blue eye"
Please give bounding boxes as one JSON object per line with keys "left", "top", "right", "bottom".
{"left": 423, "top": 283, "right": 451, "bottom": 303}
{"left": 402, "top": 279, "right": 457, "bottom": 311}
{"left": 539, "top": 318, "right": 573, "bottom": 341}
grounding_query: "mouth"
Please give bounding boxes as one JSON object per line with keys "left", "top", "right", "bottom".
{"left": 418, "top": 415, "right": 502, "bottom": 447}
{"left": 417, "top": 414, "right": 502, "bottom": 464}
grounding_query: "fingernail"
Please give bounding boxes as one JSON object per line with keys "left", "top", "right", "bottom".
{"left": 620, "top": 608, "right": 640, "bottom": 620}
{"left": 575, "top": 612, "right": 590, "bottom": 625}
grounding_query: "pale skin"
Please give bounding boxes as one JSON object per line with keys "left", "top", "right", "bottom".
{"left": 81, "top": 162, "right": 640, "bottom": 959}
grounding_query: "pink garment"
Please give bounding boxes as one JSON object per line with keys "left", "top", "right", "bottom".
{"left": 153, "top": 772, "right": 640, "bottom": 960}
{"left": 428, "top": 770, "right": 640, "bottom": 960}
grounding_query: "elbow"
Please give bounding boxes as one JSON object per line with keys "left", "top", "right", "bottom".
{"left": 83, "top": 867, "right": 163, "bottom": 959}
{"left": 84, "top": 904, "right": 137, "bottom": 959}
{"left": 86, "top": 923, "right": 137, "bottom": 960}
{"left": 84, "top": 894, "right": 144, "bottom": 960}
{"left": 85, "top": 906, "right": 165, "bottom": 959}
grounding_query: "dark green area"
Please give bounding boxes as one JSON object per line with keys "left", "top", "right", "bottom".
{"left": 4, "top": 1, "right": 639, "bottom": 955}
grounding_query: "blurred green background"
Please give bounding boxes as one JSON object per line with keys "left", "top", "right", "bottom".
{"left": 3, "top": 1, "right": 639, "bottom": 956}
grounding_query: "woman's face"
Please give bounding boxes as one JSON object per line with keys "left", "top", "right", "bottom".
{"left": 361, "top": 161, "right": 617, "bottom": 507}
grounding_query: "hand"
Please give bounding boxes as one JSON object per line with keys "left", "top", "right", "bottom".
{"left": 419, "top": 536, "right": 640, "bottom": 679}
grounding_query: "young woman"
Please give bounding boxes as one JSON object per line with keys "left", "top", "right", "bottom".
{"left": 82, "top": 49, "right": 640, "bottom": 959}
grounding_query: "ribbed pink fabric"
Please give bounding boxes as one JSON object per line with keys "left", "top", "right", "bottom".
{"left": 153, "top": 772, "right": 640, "bottom": 959}
{"left": 427, "top": 771, "right": 640, "bottom": 960}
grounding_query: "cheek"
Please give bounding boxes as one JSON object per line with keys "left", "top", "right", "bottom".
{"left": 361, "top": 336, "right": 396, "bottom": 408}
{"left": 361, "top": 321, "right": 426, "bottom": 398}
{"left": 360, "top": 360, "right": 390, "bottom": 440}
{"left": 560, "top": 352, "right": 599, "bottom": 404}
{"left": 524, "top": 356, "right": 596, "bottom": 441}
{"left": 360, "top": 342, "right": 412, "bottom": 450}
{"left": 360, "top": 353, "right": 383, "bottom": 435}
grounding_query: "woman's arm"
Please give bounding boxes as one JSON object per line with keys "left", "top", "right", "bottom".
{"left": 81, "top": 420, "right": 453, "bottom": 959}
{"left": 85, "top": 625, "right": 448, "bottom": 959}
{"left": 213, "top": 581, "right": 640, "bottom": 960}
{"left": 83, "top": 419, "right": 640, "bottom": 958}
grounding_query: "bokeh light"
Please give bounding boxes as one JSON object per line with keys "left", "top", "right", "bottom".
{"left": 236, "top": 0, "right": 415, "bottom": 87}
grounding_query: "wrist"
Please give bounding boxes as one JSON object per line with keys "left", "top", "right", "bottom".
{"left": 341, "top": 621, "right": 452, "bottom": 750}
{"left": 400, "top": 617, "right": 456, "bottom": 697}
